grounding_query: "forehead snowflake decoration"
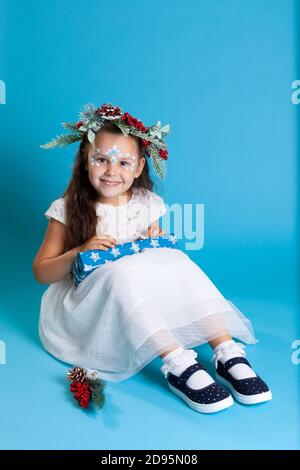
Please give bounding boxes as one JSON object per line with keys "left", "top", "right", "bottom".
{"left": 40, "top": 102, "right": 170, "bottom": 179}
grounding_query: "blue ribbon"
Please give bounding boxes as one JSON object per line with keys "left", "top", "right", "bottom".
{"left": 71, "top": 233, "right": 178, "bottom": 287}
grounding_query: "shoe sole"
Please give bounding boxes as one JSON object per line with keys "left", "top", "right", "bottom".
{"left": 215, "top": 372, "right": 272, "bottom": 405}
{"left": 168, "top": 382, "right": 234, "bottom": 413}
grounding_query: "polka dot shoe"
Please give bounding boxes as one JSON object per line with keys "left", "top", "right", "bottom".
{"left": 215, "top": 356, "right": 272, "bottom": 405}
{"left": 165, "top": 362, "right": 234, "bottom": 413}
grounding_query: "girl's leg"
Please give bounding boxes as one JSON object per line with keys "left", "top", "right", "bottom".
{"left": 157, "top": 329, "right": 233, "bottom": 413}
{"left": 210, "top": 334, "right": 257, "bottom": 379}
{"left": 193, "top": 318, "right": 257, "bottom": 380}
{"left": 156, "top": 330, "right": 216, "bottom": 390}
{"left": 210, "top": 332, "right": 272, "bottom": 404}
{"left": 160, "top": 345, "right": 182, "bottom": 358}
{"left": 208, "top": 334, "right": 233, "bottom": 349}
{"left": 159, "top": 333, "right": 233, "bottom": 359}
{"left": 144, "top": 328, "right": 183, "bottom": 358}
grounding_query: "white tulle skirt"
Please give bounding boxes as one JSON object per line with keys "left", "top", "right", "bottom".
{"left": 38, "top": 247, "right": 257, "bottom": 382}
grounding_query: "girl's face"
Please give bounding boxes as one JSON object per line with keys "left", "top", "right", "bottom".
{"left": 86, "top": 131, "right": 145, "bottom": 205}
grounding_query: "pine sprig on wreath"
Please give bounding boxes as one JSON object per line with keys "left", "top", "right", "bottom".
{"left": 78, "top": 103, "right": 98, "bottom": 122}
{"left": 87, "top": 377, "right": 106, "bottom": 409}
{"left": 40, "top": 132, "right": 82, "bottom": 149}
{"left": 147, "top": 146, "right": 167, "bottom": 179}
{"left": 61, "top": 122, "right": 80, "bottom": 131}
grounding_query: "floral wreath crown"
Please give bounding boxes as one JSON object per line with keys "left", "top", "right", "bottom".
{"left": 40, "top": 102, "right": 170, "bottom": 179}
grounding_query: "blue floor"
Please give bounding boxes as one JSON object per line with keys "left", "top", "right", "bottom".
{"left": 0, "top": 282, "right": 299, "bottom": 450}
{"left": 1, "top": 0, "right": 299, "bottom": 451}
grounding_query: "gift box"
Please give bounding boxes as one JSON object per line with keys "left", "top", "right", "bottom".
{"left": 71, "top": 233, "right": 178, "bottom": 287}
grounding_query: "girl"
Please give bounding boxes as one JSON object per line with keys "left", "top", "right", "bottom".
{"left": 33, "top": 103, "right": 272, "bottom": 414}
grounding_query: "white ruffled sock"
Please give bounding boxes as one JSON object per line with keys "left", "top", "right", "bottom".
{"left": 161, "top": 346, "right": 214, "bottom": 390}
{"left": 213, "top": 339, "right": 257, "bottom": 379}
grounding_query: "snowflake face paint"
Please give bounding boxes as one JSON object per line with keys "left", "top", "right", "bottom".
{"left": 90, "top": 145, "right": 137, "bottom": 172}
{"left": 86, "top": 132, "right": 145, "bottom": 206}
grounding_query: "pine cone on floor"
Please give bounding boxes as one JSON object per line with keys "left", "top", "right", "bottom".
{"left": 66, "top": 367, "right": 86, "bottom": 383}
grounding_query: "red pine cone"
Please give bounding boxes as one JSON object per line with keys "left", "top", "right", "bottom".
{"left": 70, "top": 380, "right": 92, "bottom": 408}
{"left": 76, "top": 121, "right": 83, "bottom": 129}
{"left": 159, "top": 149, "right": 168, "bottom": 160}
{"left": 121, "top": 112, "right": 147, "bottom": 132}
{"left": 96, "top": 103, "right": 122, "bottom": 118}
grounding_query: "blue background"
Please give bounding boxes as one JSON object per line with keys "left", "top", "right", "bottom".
{"left": 0, "top": 0, "right": 299, "bottom": 449}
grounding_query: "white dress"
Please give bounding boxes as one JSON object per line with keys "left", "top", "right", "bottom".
{"left": 39, "top": 187, "right": 257, "bottom": 382}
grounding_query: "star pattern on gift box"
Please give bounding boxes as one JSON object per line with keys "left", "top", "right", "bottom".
{"left": 130, "top": 241, "right": 140, "bottom": 253}
{"left": 111, "top": 247, "right": 121, "bottom": 257}
{"left": 168, "top": 234, "right": 177, "bottom": 244}
{"left": 150, "top": 239, "right": 160, "bottom": 248}
{"left": 84, "top": 264, "right": 94, "bottom": 272}
{"left": 90, "top": 251, "right": 101, "bottom": 262}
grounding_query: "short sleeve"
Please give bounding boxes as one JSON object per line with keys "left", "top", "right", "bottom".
{"left": 44, "top": 198, "right": 66, "bottom": 224}
{"left": 147, "top": 190, "right": 167, "bottom": 224}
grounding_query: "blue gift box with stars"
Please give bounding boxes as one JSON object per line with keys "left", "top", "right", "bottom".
{"left": 71, "top": 233, "right": 178, "bottom": 287}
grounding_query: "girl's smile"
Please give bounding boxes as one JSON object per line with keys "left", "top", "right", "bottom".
{"left": 100, "top": 179, "right": 122, "bottom": 186}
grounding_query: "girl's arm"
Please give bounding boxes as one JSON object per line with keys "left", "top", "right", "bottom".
{"left": 32, "top": 219, "right": 81, "bottom": 285}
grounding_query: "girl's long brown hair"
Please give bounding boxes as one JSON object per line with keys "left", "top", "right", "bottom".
{"left": 61, "top": 121, "right": 154, "bottom": 252}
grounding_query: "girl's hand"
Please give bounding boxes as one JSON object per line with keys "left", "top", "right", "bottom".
{"left": 139, "top": 222, "right": 165, "bottom": 239}
{"left": 78, "top": 234, "right": 117, "bottom": 252}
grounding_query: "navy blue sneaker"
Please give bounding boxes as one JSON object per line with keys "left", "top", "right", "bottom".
{"left": 162, "top": 362, "right": 234, "bottom": 413}
{"left": 215, "top": 356, "right": 272, "bottom": 405}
